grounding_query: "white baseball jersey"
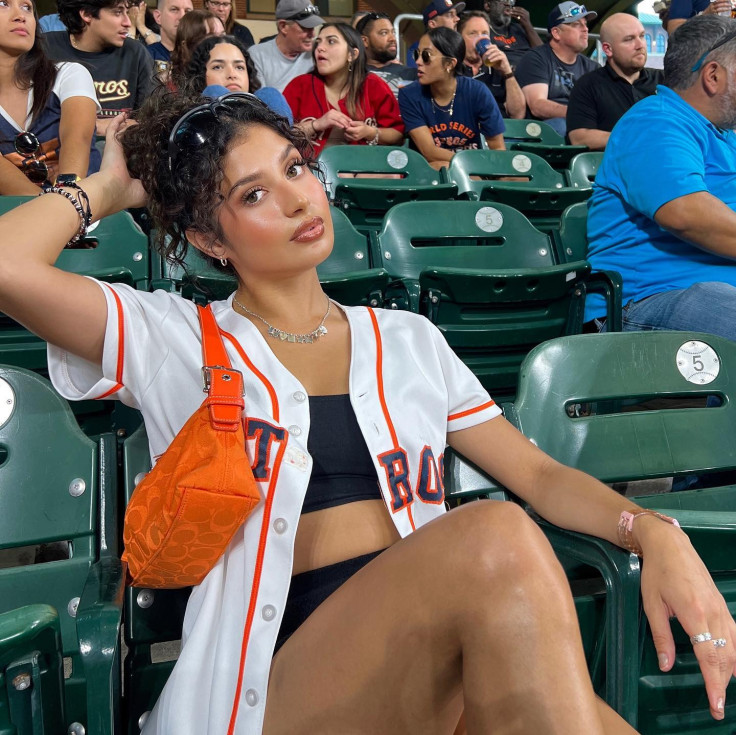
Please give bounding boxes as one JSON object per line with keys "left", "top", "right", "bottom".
{"left": 48, "top": 282, "right": 501, "bottom": 735}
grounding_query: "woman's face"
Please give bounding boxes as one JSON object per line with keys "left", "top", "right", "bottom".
{"left": 313, "top": 26, "right": 354, "bottom": 77}
{"left": 205, "top": 42, "right": 249, "bottom": 92}
{"left": 205, "top": 0, "right": 230, "bottom": 24}
{"left": 211, "top": 124, "right": 333, "bottom": 281}
{"left": 415, "top": 35, "right": 449, "bottom": 86}
{"left": 0, "top": 0, "right": 36, "bottom": 57}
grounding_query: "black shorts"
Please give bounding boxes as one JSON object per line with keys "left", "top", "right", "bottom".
{"left": 274, "top": 549, "right": 385, "bottom": 655}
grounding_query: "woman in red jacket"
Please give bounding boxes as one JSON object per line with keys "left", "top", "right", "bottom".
{"left": 283, "top": 22, "right": 404, "bottom": 155}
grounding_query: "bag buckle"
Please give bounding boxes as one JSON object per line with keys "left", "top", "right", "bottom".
{"left": 201, "top": 365, "right": 239, "bottom": 393}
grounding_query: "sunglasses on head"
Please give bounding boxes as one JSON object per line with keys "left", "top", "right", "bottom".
{"left": 284, "top": 4, "right": 319, "bottom": 21}
{"left": 560, "top": 4, "right": 588, "bottom": 19}
{"left": 356, "top": 11, "right": 389, "bottom": 34}
{"left": 167, "top": 92, "right": 268, "bottom": 173}
{"left": 412, "top": 47, "right": 442, "bottom": 64}
{"left": 14, "top": 131, "right": 48, "bottom": 185}
{"left": 691, "top": 28, "right": 736, "bottom": 72}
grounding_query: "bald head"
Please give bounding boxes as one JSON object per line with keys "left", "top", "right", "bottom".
{"left": 600, "top": 13, "right": 648, "bottom": 76}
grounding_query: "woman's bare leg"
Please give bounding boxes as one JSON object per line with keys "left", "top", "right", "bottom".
{"left": 264, "top": 501, "right": 631, "bottom": 735}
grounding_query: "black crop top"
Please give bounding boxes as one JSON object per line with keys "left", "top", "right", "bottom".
{"left": 302, "top": 394, "right": 382, "bottom": 514}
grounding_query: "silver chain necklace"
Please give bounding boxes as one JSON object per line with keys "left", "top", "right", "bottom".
{"left": 233, "top": 295, "right": 331, "bottom": 343}
{"left": 431, "top": 85, "right": 457, "bottom": 119}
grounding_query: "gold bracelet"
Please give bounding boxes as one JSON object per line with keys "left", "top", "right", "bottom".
{"left": 618, "top": 509, "right": 680, "bottom": 557}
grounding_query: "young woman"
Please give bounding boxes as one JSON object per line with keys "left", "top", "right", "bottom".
{"left": 0, "top": 0, "right": 99, "bottom": 194}
{"left": 188, "top": 34, "right": 292, "bottom": 122}
{"left": 203, "top": 0, "right": 254, "bottom": 48}
{"left": 283, "top": 22, "right": 404, "bottom": 155}
{"left": 168, "top": 9, "right": 224, "bottom": 89}
{"left": 0, "top": 92, "right": 733, "bottom": 734}
{"left": 399, "top": 26, "right": 505, "bottom": 170}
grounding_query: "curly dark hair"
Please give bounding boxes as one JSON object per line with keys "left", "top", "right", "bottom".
{"left": 187, "top": 35, "right": 261, "bottom": 95}
{"left": 120, "top": 87, "right": 315, "bottom": 276}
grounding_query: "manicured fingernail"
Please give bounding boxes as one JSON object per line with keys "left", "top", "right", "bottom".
{"left": 717, "top": 698, "right": 724, "bottom": 712}
{"left": 658, "top": 653, "right": 668, "bottom": 670}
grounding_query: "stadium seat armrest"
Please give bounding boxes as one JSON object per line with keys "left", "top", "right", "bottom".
{"left": 77, "top": 557, "right": 125, "bottom": 735}
{"left": 537, "top": 520, "right": 640, "bottom": 727}
{"left": 582, "top": 270, "right": 623, "bottom": 332}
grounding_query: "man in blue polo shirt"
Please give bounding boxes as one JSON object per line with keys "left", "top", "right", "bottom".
{"left": 586, "top": 15, "right": 736, "bottom": 340}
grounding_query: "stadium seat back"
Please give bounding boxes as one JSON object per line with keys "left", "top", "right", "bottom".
{"left": 376, "top": 200, "right": 590, "bottom": 399}
{"left": 0, "top": 366, "right": 122, "bottom": 733}
{"left": 317, "top": 145, "right": 457, "bottom": 233}
{"left": 567, "top": 151, "right": 603, "bottom": 190}
{"left": 501, "top": 119, "right": 588, "bottom": 170}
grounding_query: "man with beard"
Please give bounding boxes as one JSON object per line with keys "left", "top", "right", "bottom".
{"left": 567, "top": 14, "right": 663, "bottom": 149}
{"left": 358, "top": 12, "right": 416, "bottom": 98}
{"left": 483, "top": 0, "right": 541, "bottom": 68}
{"left": 585, "top": 15, "right": 736, "bottom": 339}
{"left": 514, "top": 1, "right": 597, "bottom": 136}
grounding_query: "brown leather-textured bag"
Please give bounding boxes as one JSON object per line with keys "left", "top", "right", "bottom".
{"left": 122, "top": 304, "right": 260, "bottom": 589}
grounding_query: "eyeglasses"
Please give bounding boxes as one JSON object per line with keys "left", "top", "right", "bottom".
{"left": 559, "top": 4, "right": 589, "bottom": 19}
{"left": 14, "top": 131, "right": 48, "bottom": 185}
{"left": 167, "top": 92, "right": 268, "bottom": 173}
{"left": 691, "top": 28, "right": 736, "bottom": 72}
{"left": 284, "top": 4, "right": 319, "bottom": 21}
{"left": 208, "top": 1, "right": 232, "bottom": 8}
{"left": 412, "top": 47, "right": 442, "bottom": 64}
{"left": 356, "top": 11, "right": 389, "bottom": 34}
{"left": 502, "top": 0, "right": 516, "bottom": 6}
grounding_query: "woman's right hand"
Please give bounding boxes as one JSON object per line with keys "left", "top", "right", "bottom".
{"left": 96, "top": 114, "right": 148, "bottom": 215}
{"left": 312, "top": 109, "right": 353, "bottom": 133}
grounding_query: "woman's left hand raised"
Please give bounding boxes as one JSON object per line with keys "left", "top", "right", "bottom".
{"left": 638, "top": 518, "right": 736, "bottom": 720}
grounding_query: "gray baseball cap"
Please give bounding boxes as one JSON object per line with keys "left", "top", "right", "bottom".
{"left": 275, "top": 0, "right": 325, "bottom": 28}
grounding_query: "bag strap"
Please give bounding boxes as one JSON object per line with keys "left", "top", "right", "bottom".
{"left": 197, "top": 304, "right": 244, "bottom": 432}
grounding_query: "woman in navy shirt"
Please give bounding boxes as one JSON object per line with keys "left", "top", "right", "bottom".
{"left": 399, "top": 26, "right": 505, "bottom": 170}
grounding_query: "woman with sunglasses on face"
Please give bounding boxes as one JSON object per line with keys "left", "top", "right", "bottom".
{"left": 283, "top": 22, "right": 403, "bottom": 155}
{"left": 0, "top": 89, "right": 734, "bottom": 734}
{"left": 0, "top": 0, "right": 99, "bottom": 194}
{"left": 399, "top": 26, "right": 505, "bottom": 170}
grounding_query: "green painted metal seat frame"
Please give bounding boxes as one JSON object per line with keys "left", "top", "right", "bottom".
{"left": 151, "top": 208, "right": 389, "bottom": 307}
{"left": 0, "top": 366, "right": 123, "bottom": 735}
{"left": 447, "top": 149, "right": 591, "bottom": 233}
{"left": 508, "top": 331, "right": 736, "bottom": 733}
{"left": 317, "top": 145, "right": 457, "bottom": 234}
{"left": 376, "top": 200, "right": 592, "bottom": 400}
{"left": 501, "top": 118, "right": 589, "bottom": 170}
{"left": 122, "top": 424, "right": 189, "bottom": 735}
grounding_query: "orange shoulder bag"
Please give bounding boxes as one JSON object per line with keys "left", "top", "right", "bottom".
{"left": 122, "top": 304, "right": 260, "bottom": 589}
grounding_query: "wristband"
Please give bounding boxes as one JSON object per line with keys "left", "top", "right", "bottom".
{"left": 618, "top": 510, "right": 680, "bottom": 557}
{"left": 367, "top": 127, "right": 380, "bottom": 145}
{"left": 503, "top": 71, "right": 515, "bottom": 80}
{"left": 40, "top": 182, "right": 92, "bottom": 246}
{"left": 142, "top": 29, "right": 153, "bottom": 38}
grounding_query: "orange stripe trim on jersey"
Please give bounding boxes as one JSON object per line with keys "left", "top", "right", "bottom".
{"left": 92, "top": 284, "right": 124, "bottom": 399}
{"left": 226, "top": 436, "right": 288, "bottom": 735}
{"left": 448, "top": 399, "right": 497, "bottom": 422}
{"left": 367, "top": 308, "right": 415, "bottom": 530}
{"left": 220, "top": 329, "right": 280, "bottom": 423}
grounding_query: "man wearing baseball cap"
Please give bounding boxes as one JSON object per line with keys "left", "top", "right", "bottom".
{"left": 514, "top": 1, "right": 598, "bottom": 135}
{"left": 407, "top": 0, "right": 465, "bottom": 66}
{"left": 249, "top": 0, "right": 324, "bottom": 91}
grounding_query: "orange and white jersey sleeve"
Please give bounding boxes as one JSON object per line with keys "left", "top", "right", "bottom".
{"left": 48, "top": 286, "right": 502, "bottom": 735}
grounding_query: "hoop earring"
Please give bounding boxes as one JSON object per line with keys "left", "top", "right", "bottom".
{"left": 220, "top": 257, "right": 228, "bottom": 267}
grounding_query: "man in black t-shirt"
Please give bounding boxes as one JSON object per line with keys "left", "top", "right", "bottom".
{"left": 357, "top": 12, "right": 416, "bottom": 99}
{"left": 567, "top": 14, "right": 663, "bottom": 150}
{"left": 483, "top": 0, "right": 541, "bottom": 68}
{"left": 45, "top": 0, "right": 154, "bottom": 135}
{"left": 515, "top": 1, "right": 597, "bottom": 136}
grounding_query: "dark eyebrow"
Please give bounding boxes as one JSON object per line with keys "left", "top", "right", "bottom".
{"left": 228, "top": 143, "right": 297, "bottom": 197}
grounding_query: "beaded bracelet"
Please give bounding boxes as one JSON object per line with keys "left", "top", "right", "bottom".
{"left": 40, "top": 183, "right": 92, "bottom": 246}
{"left": 367, "top": 127, "right": 380, "bottom": 146}
{"left": 618, "top": 509, "right": 680, "bottom": 557}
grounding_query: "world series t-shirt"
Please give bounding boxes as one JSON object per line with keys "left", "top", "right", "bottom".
{"left": 398, "top": 75, "right": 504, "bottom": 151}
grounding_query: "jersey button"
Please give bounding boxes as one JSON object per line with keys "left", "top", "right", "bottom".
{"left": 273, "top": 518, "right": 288, "bottom": 534}
{"left": 245, "top": 689, "right": 259, "bottom": 707}
{"left": 287, "top": 424, "right": 302, "bottom": 437}
{"left": 262, "top": 604, "right": 277, "bottom": 621}
{"left": 293, "top": 391, "right": 306, "bottom": 402}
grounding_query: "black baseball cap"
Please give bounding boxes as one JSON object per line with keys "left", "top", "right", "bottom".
{"left": 423, "top": 0, "right": 466, "bottom": 26}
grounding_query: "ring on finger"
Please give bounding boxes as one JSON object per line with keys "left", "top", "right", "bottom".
{"left": 690, "top": 632, "right": 713, "bottom": 644}
{"left": 713, "top": 638, "right": 727, "bottom": 648}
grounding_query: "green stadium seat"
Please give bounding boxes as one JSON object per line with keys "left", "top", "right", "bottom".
{"left": 317, "top": 145, "right": 457, "bottom": 235}
{"left": 502, "top": 118, "right": 588, "bottom": 170}
{"left": 0, "top": 366, "right": 123, "bottom": 735}
{"left": 567, "top": 151, "right": 604, "bottom": 189}
{"left": 447, "top": 149, "right": 591, "bottom": 233}
{"left": 510, "top": 331, "right": 736, "bottom": 733}
{"left": 375, "top": 200, "right": 591, "bottom": 400}
{"left": 122, "top": 425, "right": 189, "bottom": 735}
